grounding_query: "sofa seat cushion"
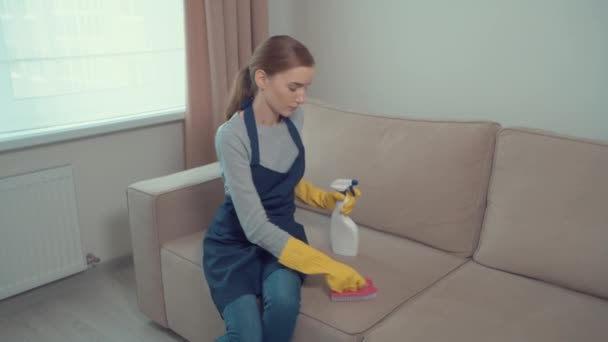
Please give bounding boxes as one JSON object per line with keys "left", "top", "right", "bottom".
{"left": 161, "top": 236, "right": 224, "bottom": 342}
{"left": 294, "top": 209, "right": 466, "bottom": 336}
{"left": 161, "top": 208, "right": 466, "bottom": 340}
{"left": 365, "top": 261, "right": 608, "bottom": 342}
{"left": 163, "top": 231, "right": 204, "bottom": 267}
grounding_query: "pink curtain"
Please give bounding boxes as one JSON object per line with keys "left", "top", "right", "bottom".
{"left": 184, "top": 0, "right": 269, "bottom": 168}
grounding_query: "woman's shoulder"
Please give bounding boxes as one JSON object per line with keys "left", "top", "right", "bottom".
{"left": 215, "top": 114, "right": 248, "bottom": 148}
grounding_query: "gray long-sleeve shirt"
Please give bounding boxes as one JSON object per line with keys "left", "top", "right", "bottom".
{"left": 215, "top": 107, "right": 304, "bottom": 258}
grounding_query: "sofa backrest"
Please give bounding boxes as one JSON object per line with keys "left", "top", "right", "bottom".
{"left": 475, "top": 128, "right": 608, "bottom": 299}
{"left": 300, "top": 100, "right": 500, "bottom": 257}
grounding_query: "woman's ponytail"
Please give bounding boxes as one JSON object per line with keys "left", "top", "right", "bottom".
{"left": 225, "top": 66, "right": 255, "bottom": 121}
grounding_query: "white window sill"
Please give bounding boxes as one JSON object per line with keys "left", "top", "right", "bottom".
{"left": 0, "top": 108, "right": 186, "bottom": 153}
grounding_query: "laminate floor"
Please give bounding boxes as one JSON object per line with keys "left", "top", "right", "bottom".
{"left": 0, "top": 256, "right": 186, "bottom": 342}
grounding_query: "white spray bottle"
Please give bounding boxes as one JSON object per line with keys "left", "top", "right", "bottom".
{"left": 329, "top": 179, "right": 360, "bottom": 256}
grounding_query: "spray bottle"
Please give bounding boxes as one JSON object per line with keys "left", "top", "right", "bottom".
{"left": 329, "top": 179, "right": 360, "bottom": 256}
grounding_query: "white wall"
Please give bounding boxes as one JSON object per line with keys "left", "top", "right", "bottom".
{"left": 269, "top": 0, "right": 608, "bottom": 141}
{"left": 0, "top": 122, "right": 184, "bottom": 263}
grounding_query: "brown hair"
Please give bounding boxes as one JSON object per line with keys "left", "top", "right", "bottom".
{"left": 224, "top": 35, "right": 315, "bottom": 120}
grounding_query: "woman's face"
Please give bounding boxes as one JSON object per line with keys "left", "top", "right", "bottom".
{"left": 256, "top": 66, "right": 314, "bottom": 117}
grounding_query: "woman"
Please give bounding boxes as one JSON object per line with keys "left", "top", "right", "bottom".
{"left": 203, "top": 35, "right": 366, "bottom": 342}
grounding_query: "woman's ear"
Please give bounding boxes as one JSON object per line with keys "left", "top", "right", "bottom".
{"left": 254, "top": 69, "right": 268, "bottom": 91}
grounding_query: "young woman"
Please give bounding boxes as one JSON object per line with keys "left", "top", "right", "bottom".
{"left": 203, "top": 35, "right": 366, "bottom": 342}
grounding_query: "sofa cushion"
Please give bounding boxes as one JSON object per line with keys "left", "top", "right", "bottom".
{"left": 301, "top": 100, "right": 500, "bottom": 257}
{"left": 292, "top": 314, "right": 361, "bottom": 342}
{"left": 365, "top": 262, "right": 608, "bottom": 342}
{"left": 161, "top": 208, "right": 465, "bottom": 340}
{"left": 475, "top": 128, "right": 608, "bottom": 299}
{"left": 161, "top": 234, "right": 224, "bottom": 342}
{"left": 294, "top": 209, "right": 466, "bottom": 337}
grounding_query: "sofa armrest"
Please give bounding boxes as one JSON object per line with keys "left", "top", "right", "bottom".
{"left": 127, "top": 162, "right": 224, "bottom": 327}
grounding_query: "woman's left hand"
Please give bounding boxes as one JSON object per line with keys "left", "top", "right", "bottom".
{"left": 295, "top": 180, "right": 362, "bottom": 215}
{"left": 329, "top": 186, "right": 362, "bottom": 215}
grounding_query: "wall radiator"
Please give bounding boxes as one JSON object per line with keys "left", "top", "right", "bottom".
{"left": 0, "top": 165, "right": 87, "bottom": 300}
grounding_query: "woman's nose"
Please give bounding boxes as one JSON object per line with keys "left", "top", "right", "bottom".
{"left": 296, "top": 90, "right": 306, "bottom": 104}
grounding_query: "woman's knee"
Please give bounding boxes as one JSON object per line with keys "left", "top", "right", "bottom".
{"left": 265, "top": 291, "right": 300, "bottom": 316}
{"left": 263, "top": 269, "right": 302, "bottom": 315}
{"left": 222, "top": 295, "right": 263, "bottom": 342}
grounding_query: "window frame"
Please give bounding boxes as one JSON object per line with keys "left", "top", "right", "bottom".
{"left": 0, "top": 107, "right": 185, "bottom": 153}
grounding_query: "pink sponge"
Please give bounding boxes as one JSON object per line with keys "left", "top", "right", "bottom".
{"left": 330, "top": 278, "right": 378, "bottom": 302}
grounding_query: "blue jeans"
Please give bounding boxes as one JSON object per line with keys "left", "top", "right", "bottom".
{"left": 216, "top": 267, "right": 302, "bottom": 342}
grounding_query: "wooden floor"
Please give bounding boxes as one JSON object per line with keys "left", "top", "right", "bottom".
{"left": 0, "top": 256, "right": 186, "bottom": 342}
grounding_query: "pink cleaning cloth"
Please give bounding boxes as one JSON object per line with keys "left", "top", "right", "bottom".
{"left": 330, "top": 278, "right": 378, "bottom": 302}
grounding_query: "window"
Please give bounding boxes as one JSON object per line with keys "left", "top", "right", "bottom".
{"left": 0, "top": 0, "right": 185, "bottom": 138}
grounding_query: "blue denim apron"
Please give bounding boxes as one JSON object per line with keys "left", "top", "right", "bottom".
{"left": 202, "top": 101, "right": 307, "bottom": 314}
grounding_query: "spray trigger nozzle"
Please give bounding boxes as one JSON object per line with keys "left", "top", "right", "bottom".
{"left": 331, "top": 179, "right": 359, "bottom": 197}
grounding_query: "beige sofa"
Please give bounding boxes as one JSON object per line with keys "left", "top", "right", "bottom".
{"left": 127, "top": 100, "right": 608, "bottom": 341}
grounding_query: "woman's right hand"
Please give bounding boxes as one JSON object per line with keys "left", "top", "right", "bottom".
{"left": 278, "top": 237, "right": 367, "bottom": 292}
{"left": 323, "top": 260, "right": 367, "bottom": 292}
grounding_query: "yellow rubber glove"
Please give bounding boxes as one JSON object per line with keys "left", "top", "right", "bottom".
{"left": 294, "top": 179, "right": 362, "bottom": 215}
{"left": 278, "top": 237, "right": 367, "bottom": 292}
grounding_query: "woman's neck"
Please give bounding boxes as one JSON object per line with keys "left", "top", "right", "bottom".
{"left": 252, "top": 95, "right": 280, "bottom": 126}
